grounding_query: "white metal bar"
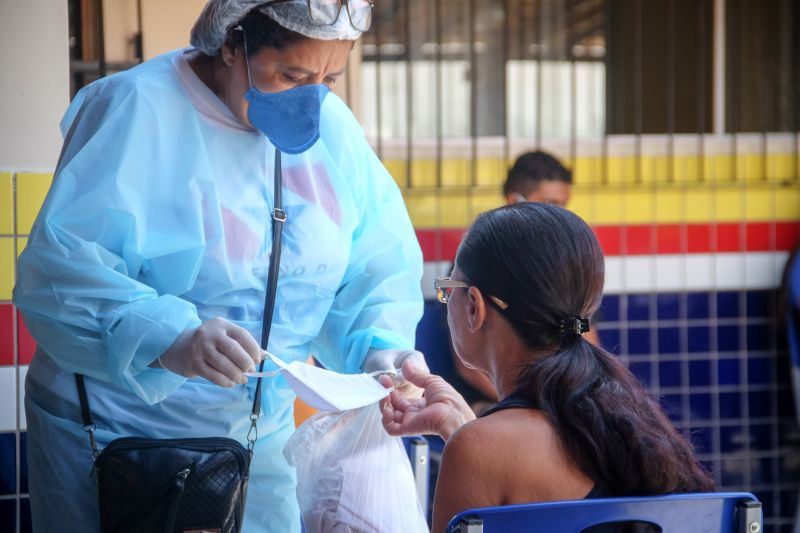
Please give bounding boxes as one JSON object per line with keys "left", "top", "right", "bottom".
{"left": 713, "top": 0, "right": 726, "bottom": 134}
{"left": 408, "top": 437, "right": 430, "bottom": 514}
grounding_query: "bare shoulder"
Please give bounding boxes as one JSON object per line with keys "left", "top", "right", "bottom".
{"left": 431, "top": 419, "right": 504, "bottom": 532}
{"left": 445, "top": 416, "right": 502, "bottom": 458}
{"left": 435, "top": 418, "right": 508, "bottom": 497}
{"left": 438, "top": 412, "right": 550, "bottom": 471}
{"left": 455, "top": 407, "right": 559, "bottom": 459}
{"left": 436, "top": 408, "right": 594, "bottom": 519}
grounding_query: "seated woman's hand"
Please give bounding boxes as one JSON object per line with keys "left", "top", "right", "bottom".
{"left": 380, "top": 360, "right": 476, "bottom": 441}
{"left": 364, "top": 349, "right": 428, "bottom": 400}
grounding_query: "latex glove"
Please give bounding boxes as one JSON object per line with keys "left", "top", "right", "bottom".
{"left": 380, "top": 360, "right": 475, "bottom": 441}
{"left": 363, "top": 348, "right": 429, "bottom": 398}
{"left": 156, "top": 317, "right": 263, "bottom": 388}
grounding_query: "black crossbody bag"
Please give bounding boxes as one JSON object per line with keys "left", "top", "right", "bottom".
{"left": 75, "top": 152, "right": 287, "bottom": 533}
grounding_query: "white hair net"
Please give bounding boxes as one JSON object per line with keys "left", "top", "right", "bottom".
{"left": 190, "top": 0, "right": 363, "bottom": 55}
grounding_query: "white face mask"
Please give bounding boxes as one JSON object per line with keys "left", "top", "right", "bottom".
{"left": 247, "top": 352, "right": 391, "bottom": 412}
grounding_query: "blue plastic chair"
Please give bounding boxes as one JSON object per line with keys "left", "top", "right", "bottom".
{"left": 786, "top": 252, "right": 800, "bottom": 426}
{"left": 446, "top": 492, "right": 762, "bottom": 533}
{"left": 785, "top": 251, "right": 800, "bottom": 532}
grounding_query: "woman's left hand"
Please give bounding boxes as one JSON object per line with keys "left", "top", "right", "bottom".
{"left": 379, "top": 360, "right": 475, "bottom": 441}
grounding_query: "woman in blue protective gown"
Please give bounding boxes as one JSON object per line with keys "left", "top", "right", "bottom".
{"left": 13, "top": 1, "right": 425, "bottom": 531}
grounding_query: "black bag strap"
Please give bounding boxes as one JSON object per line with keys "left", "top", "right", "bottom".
{"left": 74, "top": 373, "right": 99, "bottom": 459}
{"left": 248, "top": 149, "right": 285, "bottom": 445}
{"left": 75, "top": 148, "right": 286, "bottom": 458}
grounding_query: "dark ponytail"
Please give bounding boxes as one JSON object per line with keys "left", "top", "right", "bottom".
{"left": 521, "top": 337, "right": 714, "bottom": 494}
{"left": 457, "top": 203, "right": 714, "bottom": 495}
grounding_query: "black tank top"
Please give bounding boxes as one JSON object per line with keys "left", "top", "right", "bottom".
{"left": 480, "top": 392, "right": 610, "bottom": 500}
{"left": 479, "top": 391, "right": 538, "bottom": 418}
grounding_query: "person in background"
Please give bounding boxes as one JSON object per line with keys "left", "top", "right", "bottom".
{"left": 13, "top": 1, "right": 425, "bottom": 531}
{"left": 503, "top": 150, "right": 573, "bottom": 207}
{"left": 453, "top": 150, "right": 599, "bottom": 412}
{"left": 382, "top": 203, "right": 715, "bottom": 532}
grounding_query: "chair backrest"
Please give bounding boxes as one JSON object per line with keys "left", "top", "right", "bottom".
{"left": 786, "top": 251, "right": 800, "bottom": 426}
{"left": 446, "top": 492, "right": 762, "bottom": 533}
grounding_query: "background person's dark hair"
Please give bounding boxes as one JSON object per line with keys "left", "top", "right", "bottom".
{"left": 223, "top": 8, "right": 306, "bottom": 55}
{"left": 456, "top": 203, "right": 715, "bottom": 496}
{"left": 503, "top": 151, "right": 573, "bottom": 197}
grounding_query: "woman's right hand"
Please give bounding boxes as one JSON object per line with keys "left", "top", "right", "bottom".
{"left": 156, "top": 318, "right": 263, "bottom": 387}
{"left": 380, "top": 360, "right": 476, "bottom": 441}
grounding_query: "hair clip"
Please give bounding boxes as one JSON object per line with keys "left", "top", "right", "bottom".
{"left": 559, "top": 316, "right": 590, "bottom": 336}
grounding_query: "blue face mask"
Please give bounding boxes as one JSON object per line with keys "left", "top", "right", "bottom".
{"left": 245, "top": 83, "right": 330, "bottom": 154}
{"left": 240, "top": 39, "right": 330, "bottom": 155}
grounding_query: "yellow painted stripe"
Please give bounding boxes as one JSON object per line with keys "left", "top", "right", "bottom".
{"left": 0, "top": 173, "right": 12, "bottom": 235}
{"left": 16, "top": 236, "right": 27, "bottom": 259}
{"left": 16, "top": 172, "right": 53, "bottom": 235}
{"left": 0, "top": 237, "right": 14, "bottom": 300}
{"left": 402, "top": 183, "right": 800, "bottom": 228}
{"left": 3, "top": 153, "right": 799, "bottom": 237}
{"left": 387, "top": 154, "right": 800, "bottom": 228}
{"left": 386, "top": 153, "right": 800, "bottom": 189}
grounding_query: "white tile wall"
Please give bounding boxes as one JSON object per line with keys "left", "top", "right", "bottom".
{"left": 745, "top": 252, "right": 788, "bottom": 290}
{"left": 0, "top": 366, "right": 17, "bottom": 431}
{"left": 684, "top": 255, "right": 714, "bottom": 291}
{"left": 623, "top": 256, "right": 656, "bottom": 292}
{"left": 601, "top": 252, "right": 786, "bottom": 294}
{"left": 716, "top": 254, "right": 747, "bottom": 290}
{"left": 422, "top": 253, "right": 788, "bottom": 298}
{"left": 18, "top": 365, "right": 27, "bottom": 430}
{"left": 603, "top": 256, "right": 624, "bottom": 294}
{"left": 654, "top": 255, "right": 683, "bottom": 292}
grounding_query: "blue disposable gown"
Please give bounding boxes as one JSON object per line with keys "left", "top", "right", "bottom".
{"left": 13, "top": 49, "right": 423, "bottom": 532}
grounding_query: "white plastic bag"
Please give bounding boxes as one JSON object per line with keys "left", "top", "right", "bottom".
{"left": 284, "top": 404, "right": 429, "bottom": 533}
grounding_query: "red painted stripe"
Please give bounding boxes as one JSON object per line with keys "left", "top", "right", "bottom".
{"left": 0, "top": 304, "right": 13, "bottom": 366}
{"left": 687, "top": 225, "right": 712, "bottom": 253}
{"left": 415, "top": 228, "right": 466, "bottom": 262}
{"left": 17, "top": 309, "right": 36, "bottom": 365}
{"left": 416, "top": 221, "right": 800, "bottom": 261}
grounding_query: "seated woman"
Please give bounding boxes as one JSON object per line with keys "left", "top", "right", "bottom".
{"left": 381, "top": 203, "right": 714, "bottom": 532}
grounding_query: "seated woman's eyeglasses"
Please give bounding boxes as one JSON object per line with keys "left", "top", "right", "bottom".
{"left": 264, "top": 0, "right": 373, "bottom": 32}
{"left": 434, "top": 277, "right": 509, "bottom": 309}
